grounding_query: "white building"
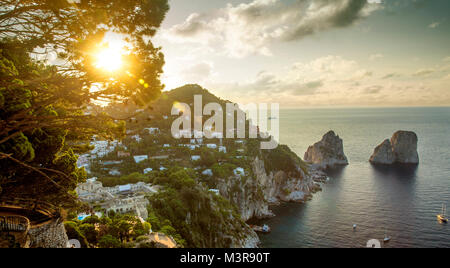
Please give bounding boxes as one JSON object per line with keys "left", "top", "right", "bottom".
{"left": 106, "top": 196, "right": 150, "bottom": 220}
{"left": 90, "top": 140, "right": 121, "bottom": 158}
{"left": 202, "top": 169, "right": 213, "bottom": 177}
{"left": 191, "top": 155, "right": 201, "bottom": 161}
{"left": 234, "top": 168, "right": 245, "bottom": 177}
{"left": 207, "top": 144, "right": 217, "bottom": 149}
{"left": 77, "top": 154, "right": 90, "bottom": 168}
{"left": 76, "top": 178, "right": 102, "bottom": 194}
{"left": 209, "top": 189, "right": 220, "bottom": 196}
{"left": 134, "top": 155, "right": 148, "bottom": 163}
{"left": 144, "top": 128, "right": 160, "bottom": 135}
{"left": 131, "top": 135, "right": 142, "bottom": 143}
{"left": 109, "top": 169, "right": 121, "bottom": 176}
{"left": 185, "top": 144, "right": 199, "bottom": 150}
{"left": 76, "top": 180, "right": 158, "bottom": 205}
{"left": 143, "top": 168, "right": 153, "bottom": 174}
{"left": 176, "top": 130, "right": 192, "bottom": 139}
{"left": 219, "top": 146, "right": 227, "bottom": 153}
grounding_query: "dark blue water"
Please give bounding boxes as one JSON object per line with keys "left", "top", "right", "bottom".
{"left": 259, "top": 107, "right": 450, "bottom": 248}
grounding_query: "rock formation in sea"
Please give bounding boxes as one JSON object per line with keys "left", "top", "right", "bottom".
{"left": 370, "top": 131, "right": 419, "bottom": 165}
{"left": 304, "top": 131, "right": 349, "bottom": 169}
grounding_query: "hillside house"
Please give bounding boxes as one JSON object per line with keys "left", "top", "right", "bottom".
{"left": 207, "top": 144, "right": 217, "bottom": 149}
{"left": 202, "top": 169, "right": 213, "bottom": 176}
{"left": 134, "top": 155, "right": 148, "bottom": 163}
{"left": 145, "top": 128, "right": 160, "bottom": 135}
{"left": 117, "top": 151, "right": 131, "bottom": 158}
{"left": 234, "top": 168, "right": 245, "bottom": 176}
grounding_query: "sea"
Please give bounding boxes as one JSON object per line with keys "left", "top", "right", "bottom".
{"left": 257, "top": 107, "right": 450, "bottom": 248}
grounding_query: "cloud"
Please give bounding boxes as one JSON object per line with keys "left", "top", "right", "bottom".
{"left": 291, "top": 80, "right": 324, "bottom": 96}
{"left": 428, "top": 22, "right": 440, "bottom": 29}
{"left": 382, "top": 73, "right": 401, "bottom": 79}
{"left": 211, "top": 55, "right": 379, "bottom": 102}
{"left": 162, "top": 0, "right": 382, "bottom": 57}
{"left": 161, "top": 60, "right": 215, "bottom": 90}
{"left": 364, "top": 85, "right": 383, "bottom": 94}
{"left": 205, "top": 55, "right": 450, "bottom": 107}
{"left": 413, "top": 68, "right": 435, "bottom": 77}
{"left": 369, "top": 53, "right": 384, "bottom": 61}
{"left": 181, "top": 62, "right": 214, "bottom": 82}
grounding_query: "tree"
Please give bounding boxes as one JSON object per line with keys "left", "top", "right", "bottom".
{"left": 98, "top": 235, "right": 121, "bottom": 249}
{"left": 79, "top": 223, "right": 98, "bottom": 245}
{"left": 0, "top": 1, "right": 170, "bottom": 206}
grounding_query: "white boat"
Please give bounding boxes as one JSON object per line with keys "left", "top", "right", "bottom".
{"left": 437, "top": 204, "right": 448, "bottom": 223}
{"left": 383, "top": 232, "right": 391, "bottom": 243}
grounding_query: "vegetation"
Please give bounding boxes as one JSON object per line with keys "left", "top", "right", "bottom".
{"left": 65, "top": 213, "right": 151, "bottom": 248}
{"left": 262, "top": 145, "right": 309, "bottom": 177}
{"left": 146, "top": 167, "right": 248, "bottom": 248}
{"left": 97, "top": 172, "right": 151, "bottom": 187}
{"left": 0, "top": 1, "right": 169, "bottom": 206}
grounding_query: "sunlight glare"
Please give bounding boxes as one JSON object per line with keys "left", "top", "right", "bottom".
{"left": 94, "top": 39, "right": 126, "bottom": 73}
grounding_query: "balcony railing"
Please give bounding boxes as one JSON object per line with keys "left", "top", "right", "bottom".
{"left": 0, "top": 215, "right": 30, "bottom": 233}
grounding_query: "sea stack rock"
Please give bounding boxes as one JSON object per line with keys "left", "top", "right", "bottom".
{"left": 370, "top": 131, "right": 419, "bottom": 165}
{"left": 304, "top": 131, "right": 349, "bottom": 169}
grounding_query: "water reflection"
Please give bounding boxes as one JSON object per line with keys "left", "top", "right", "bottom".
{"left": 325, "top": 165, "right": 348, "bottom": 179}
{"left": 371, "top": 164, "right": 418, "bottom": 180}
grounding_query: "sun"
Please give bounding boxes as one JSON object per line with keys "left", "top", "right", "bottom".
{"left": 94, "top": 40, "right": 126, "bottom": 73}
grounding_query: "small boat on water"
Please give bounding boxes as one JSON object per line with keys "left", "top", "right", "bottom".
{"left": 383, "top": 232, "right": 391, "bottom": 243}
{"left": 437, "top": 204, "right": 448, "bottom": 223}
{"left": 250, "top": 224, "right": 271, "bottom": 233}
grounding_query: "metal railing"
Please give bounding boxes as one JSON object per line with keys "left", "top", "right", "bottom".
{"left": 0, "top": 215, "right": 30, "bottom": 233}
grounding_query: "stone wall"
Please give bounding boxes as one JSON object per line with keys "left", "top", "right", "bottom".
{"left": 28, "top": 219, "right": 68, "bottom": 248}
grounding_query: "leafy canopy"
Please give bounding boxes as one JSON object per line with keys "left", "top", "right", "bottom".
{"left": 0, "top": 0, "right": 169, "bottom": 206}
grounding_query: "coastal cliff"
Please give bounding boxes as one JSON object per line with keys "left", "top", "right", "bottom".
{"left": 304, "top": 131, "right": 349, "bottom": 169}
{"left": 216, "top": 145, "right": 320, "bottom": 222}
{"left": 370, "top": 131, "right": 419, "bottom": 165}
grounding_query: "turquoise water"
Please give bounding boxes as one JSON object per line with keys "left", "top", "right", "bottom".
{"left": 258, "top": 107, "right": 450, "bottom": 248}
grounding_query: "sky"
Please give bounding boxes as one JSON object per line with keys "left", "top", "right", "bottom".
{"left": 153, "top": 0, "right": 450, "bottom": 108}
